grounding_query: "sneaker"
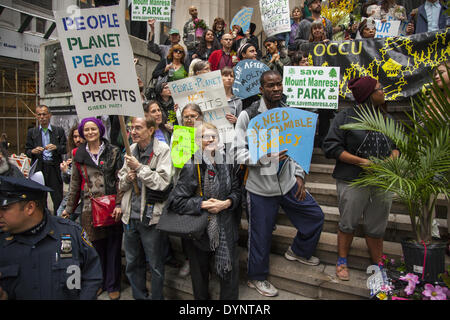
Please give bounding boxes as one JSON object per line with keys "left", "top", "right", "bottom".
{"left": 284, "top": 246, "right": 320, "bottom": 266}
{"left": 178, "top": 259, "right": 190, "bottom": 277}
{"left": 247, "top": 280, "right": 278, "bottom": 297}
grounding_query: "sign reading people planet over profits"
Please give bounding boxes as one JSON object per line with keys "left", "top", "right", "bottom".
{"left": 283, "top": 66, "right": 340, "bottom": 109}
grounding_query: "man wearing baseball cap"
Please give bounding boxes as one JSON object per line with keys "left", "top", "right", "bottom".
{"left": 0, "top": 176, "right": 102, "bottom": 299}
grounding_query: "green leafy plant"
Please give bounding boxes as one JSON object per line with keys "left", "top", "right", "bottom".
{"left": 340, "top": 68, "right": 450, "bottom": 243}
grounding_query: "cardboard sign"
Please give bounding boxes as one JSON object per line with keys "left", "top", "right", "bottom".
{"left": 233, "top": 59, "right": 270, "bottom": 99}
{"left": 247, "top": 107, "right": 317, "bottom": 173}
{"left": 171, "top": 125, "right": 198, "bottom": 168}
{"left": 131, "top": 0, "right": 172, "bottom": 22}
{"left": 9, "top": 154, "right": 31, "bottom": 177}
{"left": 230, "top": 7, "right": 254, "bottom": 34}
{"left": 283, "top": 66, "right": 340, "bottom": 109}
{"left": 169, "top": 70, "right": 235, "bottom": 143}
{"left": 54, "top": 5, "right": 144, "bottom": 119}
{"left": 259, "top": 0, "right": 291, "bottom": 37}
{"left": 375, "top": 20, "right": 401, "bottom": 38}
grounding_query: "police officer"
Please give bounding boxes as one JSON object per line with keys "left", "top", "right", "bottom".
{"left": 0, "top": 176, "right": 103, "bottom": 300}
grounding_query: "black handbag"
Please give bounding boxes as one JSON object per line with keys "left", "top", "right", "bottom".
{"left": 156, "top": 164, "right": 208, "bottom": 240}
{"left": 146, "top": 183, "right": 173, "bottom": 204}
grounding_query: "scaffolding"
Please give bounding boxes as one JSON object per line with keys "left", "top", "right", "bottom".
{"left": 0, "top": 56, "right": 39, "bottom": 155}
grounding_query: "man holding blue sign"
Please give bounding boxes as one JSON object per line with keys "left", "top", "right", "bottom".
{"left": 233, "top": 70, "right": 324, "bottom": 297}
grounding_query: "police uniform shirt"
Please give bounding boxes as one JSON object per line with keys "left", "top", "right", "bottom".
{"left": 0, "top": 210, "right": 103, "bottom": 300}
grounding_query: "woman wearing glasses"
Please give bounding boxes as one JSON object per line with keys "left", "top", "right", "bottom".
{"left": 167, "top": 122, "right": 241, "bottom": 299}
{"left": 152, "top": 44, "right": 188, "bottom": 82}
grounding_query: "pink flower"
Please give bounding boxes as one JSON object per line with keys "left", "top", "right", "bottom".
{"left": 422, "top": 284, "right": 447, "bottom": 300}
{"left": 194, "top": 18, "right": 199, "bottom": 23}
{"left": 399, "top": 273, "right": 419, "bottom": 296}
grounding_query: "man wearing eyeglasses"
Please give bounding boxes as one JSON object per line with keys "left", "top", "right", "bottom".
{"left": 208, "top": 33, "right": 238, "bottom": 71}
{"left": 25, "top": 105, "right": 67, "bottom": 214}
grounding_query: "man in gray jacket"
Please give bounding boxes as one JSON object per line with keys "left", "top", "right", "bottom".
{"left": 232, "top": 70, "right": 324, "bottom": 297}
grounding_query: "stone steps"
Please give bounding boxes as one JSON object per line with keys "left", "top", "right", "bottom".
{"left": 154, "top": 237, "right": 370, "bottom": 300}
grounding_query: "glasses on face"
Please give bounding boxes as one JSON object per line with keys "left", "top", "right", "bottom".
{"left": 37, "top": 113, "right": 49, "bottom": 117}
{"left": 202, "top": 134, "right": 217, "bottom": 141}
{"left": 374, "top": 86, "right": 384, "bottom": 92}
{"left": 129, "top": 126, "right": 144, "bottom": 132}
{"left": 222, "top": 38, "right": 233, "bottom": 42}
{"left": 183, "top": 115, "right": 199, "bottom": 121}
{"left": 174, "top": 49, "right": 183, "bottom": 54}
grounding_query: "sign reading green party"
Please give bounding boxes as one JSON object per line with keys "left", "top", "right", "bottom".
{"left": 283, "top": 66, "right": 340, "bottom": 109}
{"left": 131, "top": 0, "right": 171, "bottom": 22}
{"left": 171, "top": 125, "right": 198, "bottom": 168}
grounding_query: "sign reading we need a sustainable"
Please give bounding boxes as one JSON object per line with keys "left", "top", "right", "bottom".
{"left": 283, "top": 66, "right": 340, "bottom": 110}
{"left": 247, "top": 108, "right": 317, "bottom": 173}
{"left": 131, "top": 0, "right": 172, "bottom": 22}
{"left": 54, "top": 6, "right": 144, "bottom": 119}
{"left": 169, "top": 71, "right": 235, "bottom": 143}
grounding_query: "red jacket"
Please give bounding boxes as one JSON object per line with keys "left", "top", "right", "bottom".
{"left": 208, "top": 49, "right": 237, "bottom": 71}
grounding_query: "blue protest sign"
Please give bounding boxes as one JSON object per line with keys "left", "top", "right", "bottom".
{"left": 247, "top": 107, "right": 318, "bottom": 173}
{"left": 230, "top": 7, "right": 254, "bottom": 33}
{"left": 233, "top": 59, "right": 270, "bottom": 99}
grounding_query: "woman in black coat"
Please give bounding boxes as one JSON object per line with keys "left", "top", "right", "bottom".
{"left": 166, "top": 122, "right": 242, "bottom": 300}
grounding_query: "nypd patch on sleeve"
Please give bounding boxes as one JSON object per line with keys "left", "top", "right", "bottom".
{"left": 81, "top": 229, "right": 93, "bottom": 248}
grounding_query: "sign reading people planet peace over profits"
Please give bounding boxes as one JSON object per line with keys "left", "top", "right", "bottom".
{"left": 54, "top": 5, "right": 144, "bottom": 119}
{"left": 259, "top": 0, "right": 291, "bottom": 37}
{"left": 247, "top": 107, "right": 317, "bottom": 173}
{"left": 283, "top": 66, "right": 340, "bottom": 109}
{"left": 131, "top": 0, "right": 172, "bottom": 22}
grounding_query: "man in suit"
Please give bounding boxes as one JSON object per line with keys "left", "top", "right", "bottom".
{"left": 25, "top": 105, "right": 67, "bottom": 213}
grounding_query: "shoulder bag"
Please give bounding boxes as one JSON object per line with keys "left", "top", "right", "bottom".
{"left": 83, "top": 164, "right": 120, "bottom": 228}
{"left": 156, "top": 164, "right": 208, "bottom": 240}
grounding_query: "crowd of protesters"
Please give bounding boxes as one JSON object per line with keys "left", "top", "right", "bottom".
{"left": 0, "top": 0, "right": 449, "bottom": 301}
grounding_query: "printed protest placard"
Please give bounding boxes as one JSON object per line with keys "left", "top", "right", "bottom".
{"left": 259, "top": 0, "right": 291, "bottom": 37}
{"left": 131, "top": 0, "right": 172, "bottom": 22}
{"left": 283, "top": 66, "right": 340, "bottom": 109}
{"left": 247, "top": 108, "right": 317, "bottom": 173}
{"left": 54, "top": 5, "right": 144, "bottom": 119}
{"left": 233, "top": 59, "right": 270, "bottom": 99}
{"left": 169, "top": 70, "right": 235, "bottom": 143}
{"left": 171, "top": 125, "right": 198, "bottom": 168}
{"left": 375, "top": 20, "right": 401, "bottom": 38}
{"left": 230, "top": 7, "right": 254, "bottom": 33}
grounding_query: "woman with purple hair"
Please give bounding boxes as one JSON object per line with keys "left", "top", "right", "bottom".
{"left": 62, "top": 117, "right": 124, "bottom": 300}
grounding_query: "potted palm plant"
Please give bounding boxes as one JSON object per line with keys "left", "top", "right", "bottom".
{"left": 340, "top": 65, "right": 450, "bottom": 283}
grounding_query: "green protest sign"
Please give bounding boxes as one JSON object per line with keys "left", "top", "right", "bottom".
{"left": 131, "top": 0, "right": 171, "bottom": 22}
{"left": 283, "top": 66, "right": 340, "bottom": 109}
{"left": 171, "top": 125, "right": 198, "bottom": 168}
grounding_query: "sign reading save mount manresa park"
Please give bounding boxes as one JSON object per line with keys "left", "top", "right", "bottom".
{"left": 171, "top": 125, "right": 198, "bottom": 168}
{"left": 230, "top": 7, "right": 253, "bottom": 34}
{"left": 131, "top": 0, "right": 171, "bottom": 22}
{"left": 283, "top": 66, "right": 340, "bottom": 110}
{"left": 233, "top": 59, "right": 270, "bottom": 99}
{"left": 169, "top": 70, "right": 235, "bottom": 143}
{"left": 54, "top": 5, "right": 144, "bottom": 119}
{"left": 247, "top": 108, "right": 317, "bottom": 173}
{"left": 259, "top": 0, "right": 291, "bottom": 37}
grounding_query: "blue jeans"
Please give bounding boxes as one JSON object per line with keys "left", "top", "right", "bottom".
{"left": 123, "top": 219, "right": 165, "bottom": 300}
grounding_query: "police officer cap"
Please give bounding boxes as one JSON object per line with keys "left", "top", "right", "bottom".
{"left": 0, "top": 176, "right": 53, "bottom": 207}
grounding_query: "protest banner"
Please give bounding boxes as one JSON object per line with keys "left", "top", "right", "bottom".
{"left": 302, "top": 28, "right": 450, "bottom": 101}
{"left": 54, "top": 5, "right": 145, "bottom": 119}
{"left": 375, "top": 20, "right": 401, "bottom": 38}
{"left": 247, "top": 108, "right": 317, "bottom": 173}
{"left": 230, "top": 7, "right": 253, "bottom": 33}
{"left": 259, "top": 0, "right": 291, "bottom": 37}
{"left": 171, "top": 126, "right": 198, "bottom": 168}
{"left": 283, "top": 66, "right": 340, "bottom": 109}
{"left": 131, "top": 0, "right": 172, "bottom": 22}
{"left": 169, "top": 70, "right": 235, "bottom": 143}
{"left": 233, "top": 59, "right": 270, "bottom": 99}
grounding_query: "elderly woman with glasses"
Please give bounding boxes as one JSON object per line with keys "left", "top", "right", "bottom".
{"left": 152, "top": 44, "right": 188, "bottom": 82}
{"left": 167, "top": 122, "right": 241, "bottom": 300}
{"left": 322, "top": 77, "right": 399, "bottom": 281}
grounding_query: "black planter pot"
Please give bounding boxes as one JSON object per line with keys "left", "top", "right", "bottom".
{"left": 400, "top": 239, "right": 446, "bottom": 284}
